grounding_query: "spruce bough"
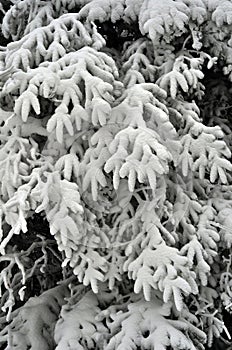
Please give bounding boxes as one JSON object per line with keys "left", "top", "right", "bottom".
{"left": 0, "top": 1, "right": 232, "bottom": 349}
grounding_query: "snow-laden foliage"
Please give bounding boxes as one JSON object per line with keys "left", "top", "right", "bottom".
{"left": 0, "top": 0, "right": 232, "bottom": 349}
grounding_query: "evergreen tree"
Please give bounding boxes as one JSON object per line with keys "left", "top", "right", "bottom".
{"left": 0, "top": 1, "right": 232, "bottom": 349}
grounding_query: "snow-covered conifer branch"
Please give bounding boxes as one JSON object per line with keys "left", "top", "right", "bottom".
{"left": 0, "top": 0, "right": 232, "bottom": 349}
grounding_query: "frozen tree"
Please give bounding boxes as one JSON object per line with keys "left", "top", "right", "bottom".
{"left": 0, "top": 0, "right": 232, "bottom": 349}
